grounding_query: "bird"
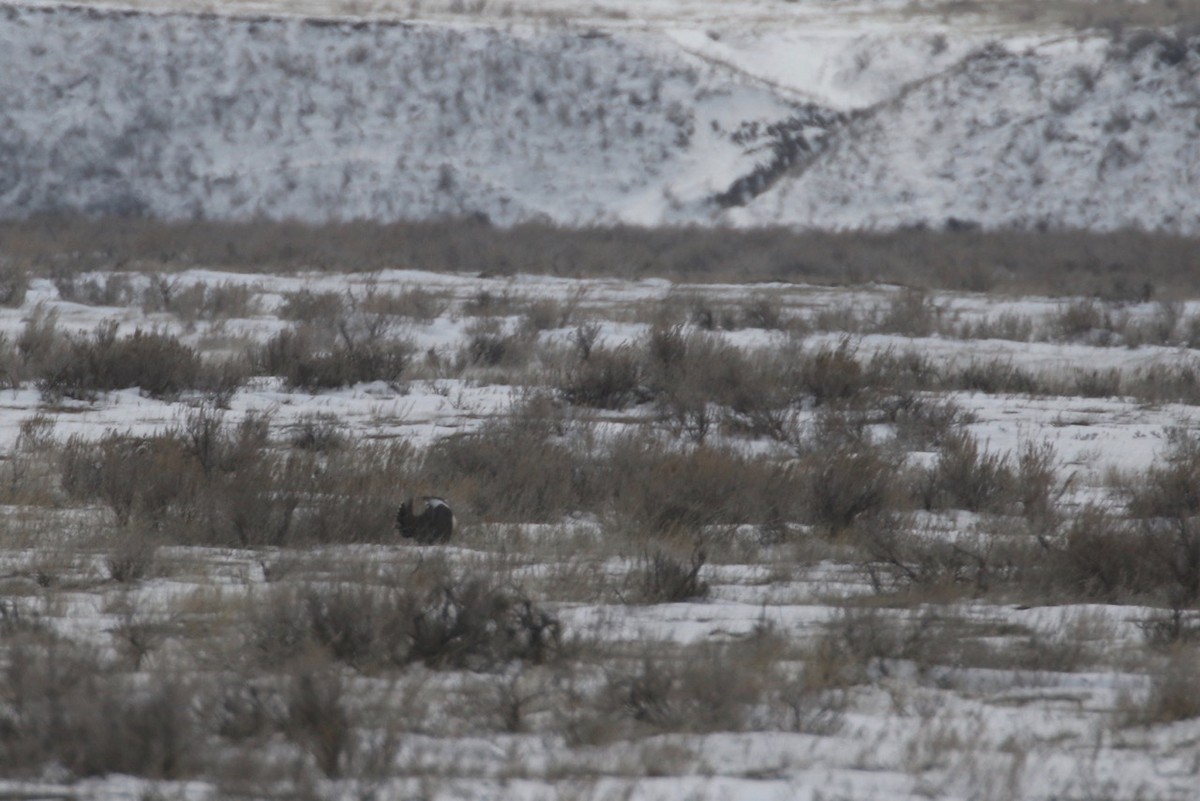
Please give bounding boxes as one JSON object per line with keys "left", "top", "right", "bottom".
{"left": 395, "top": 495, "right": 455, "bottom": 544}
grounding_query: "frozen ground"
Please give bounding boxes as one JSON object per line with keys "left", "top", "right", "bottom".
{"left": 0, "top": 265, "right": 1199, "bottom": 798}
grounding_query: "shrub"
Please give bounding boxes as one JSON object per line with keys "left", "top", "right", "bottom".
{"left": 603, "top": 433, "right": 789, "bottom": 536}
{"left": 600, "top": 643, "right": 766, "bottom": 735}
{"left": 458, "top": 318, "right": 535, "bottom": 370}
{"left": 799, "top": 438, "right": 902, "bottom": 536}
{"left": 799, "top": 337, "right": 865, "bottom": 406}
{"left": 59, "top": 432, "right": 202, "bottom": 527}
{"left": 144, "top": 277, "right": 261, "bottom": 322}
{"left": 521, "top": 295, "right": 579, "bottom": 332}
{"left": 715, "top": 350, "right": 802, "bottom": 439}
{"left": 361, "top": 286, "right": 447, "bottom": 322}
{"left": 58, "top": 414, "right": 406, "bottom": 547}
{"left": 813, "top": 607, "right": 943, "bottom": 685}
{"left": 1121, "top": 430, "right": 1200, "bottom": 604}
{"left": 1121, "top": 647, "right": 1200, "bottom": 726}
{"left": 52, "top": 271, "right": 137, "bottom": 307}
{"left": 855, "top": 513, "right": 1027, "bottom": 595}
{"left": 38, "top": 323, "right": 207, "bottom": 401}
{"left": 257, "top": 325, "right": 413, "bottom": 390}
{"left": 1055, "top": 299, "right": 1115, "bottom": 343}
{"left": 890, "top": 395, "right": 970, "bottom": 450}
{"left": 1058, "top": 505, "right": 1164, "bottom": 601}
{"left": 252, "top": 570, "right": 562, "bottom": 673}
{"left": 1126, "top": 429, "right": 1200, "bottom": 520}
{"left": 277, "top": 289, "right": 346, "bottom": 326}
{"left": 105, "top": 530, "right": 158, "bottom": 583}
{"left": 558, "top": 344, "right": 644, "bottom": 409}
{"left": 0, "top": 259, "right": 28, "bottom": 307}
{"left": 918, "top": 428, "right": 1014, "bottom": 513}
{"left": 1015, "top": 440, "right": 1066, "bottom": 529}
{"left": 738, "top": 294, "right": 786, "bottom": 330}
{"left": 288, "top": 412, "right": 347, "bottom": 452}
{"left": 630, "top": 545, "right": 709, "bottom": 603}
{"left": 947, "top": 359, "right": 1040, "bottom": 395}
{"left": 875, "top": 289, "right": 940, "bottom": 337}
{"left": 421, "top": 401, "right": 584, "bottom": 522}
{"left": 0, "top": 637, "right": 201, "bottom": 779}
{"left": 69, "top": 677, "right": 201, "bottom": 779}
{"left": 1071, "top": 367, "right": 1123, "bottom": 398}
{"left": 646, "top": 336, "right": 800, "bottom": 439}
{"left": 405, "top": 575, "right": 562, "bottom": 670}
{"left": 285, "top": 669, "right": 356, "bottom": 779}
{"left": 289, "top": 448, "right": 407, "bottom": 544}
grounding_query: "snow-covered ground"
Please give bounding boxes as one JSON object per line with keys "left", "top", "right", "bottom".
{"left": 0, "top": 265, "right": 1199, "bottom": 799}
{"left": 3, "top": 0, "right": 1199, "bottom": 230}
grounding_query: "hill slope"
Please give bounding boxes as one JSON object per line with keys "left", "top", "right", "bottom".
{"left": 0, "top": 2, "right": 835, "bottom": 226}
{"left": 2, "top": 1, "right": 1199, "bottom": 231}
{"left": 732, "top": 33, "right": 1200, "bottom": 232}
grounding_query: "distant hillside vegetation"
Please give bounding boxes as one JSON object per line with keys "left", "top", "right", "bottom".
{"left": 2, "top": 2, "right": 1198, "bottom": 232}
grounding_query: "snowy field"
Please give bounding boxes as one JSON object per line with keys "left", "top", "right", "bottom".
{"left": 4, "top": 0, "right": 1200, "bottom": 796}
{"left": 1, "top": 254, "right": 1199, "bottom": 799}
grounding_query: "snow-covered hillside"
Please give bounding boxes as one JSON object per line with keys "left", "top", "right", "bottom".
{"left": 1, "top": 0, "right": 1199, "bottom": 230}
{"left": 733, "top": 33, "right": 1200, "bottom": 232}
{"left": 0, "top": 1, "right": 835, "bottom": 225}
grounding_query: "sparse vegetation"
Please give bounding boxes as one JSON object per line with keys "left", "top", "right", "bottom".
{"left": 9, "top": 216, "right": 1200, "bottom": 298}
{"left": 1, "top": 219, "right": 1199, "bottom": 799}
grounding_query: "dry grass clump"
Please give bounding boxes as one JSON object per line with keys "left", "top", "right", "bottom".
{"left": 276, "top": 288, "right": 346, "bottom": 327}
{"left": 457, "top": 318, "right": 537, "bottom": 371}
{"left": 104, "top": 529, "right": 159, "bottom": 583}
{"left": 251, "top": 568, "right": 561, "bottom": 673}
{"left": 629, "top": 545, "right": 709, "bottom": 603}
{"left": 1125, "top": 429, "right": 1200, "bottom": 521}
{"left": 143, "top": 275, "right": 262, "bottom": 323}
{"left": 645, "top": 325, "right": 720, "bottom": 442}
{"left": 804, "top": 606, "right": 951, "bottom": 687}
{"left": 874, "top": 289, "right": 942, "bottom": 337}
{"left": 52, "top": 270, "right": 139, "bottom": 307}
{"left": 917, "top": 429, "right": 1015, "bottom": 513}
{"left": 0, "top": 635, "right": 201, "bottom": 780}
{"left": 595, "top": 642, "right": 770, "bottom": 737}
{"left": 283, "top": 669, "right": 358, "bottom": 778}
{"left": 944, "top": 359, "right": 1041, "bottom": 395}
{"left": 58, "top": 409, "right": 408, "bottom": 546}
{"left": 640, "top": 325, "right": 796, "bottom": 439}
{"left": 790, "top": 415, "right": 905, "bottom": 536}
{"left": 1058, "top": 505, "right": 1167, "bottom": 602}
{"left": 0, "top": 259, "right": 29, "bottom": 307}
{"left": 602, "top": 431, "right": 791, "bottom": 537}
{"left": 558, "top": 343, "right": 644, "bottom": 409}
{"left": 256, "top": 323, "right": 414, "bottom": 390}
{"left": 890, "top": 395, "right": 972, "bottom": 451}
{"left": 37, "top": 322, "right": 214, "bottom": 401}
{"left": 1051, "top": 298, "right": 1189, "bottom": 348}
{"left": 640, "top": 332, "right": 923, "bottom": 442}
{"left": 59, "top": 430, "right": 204, "bottom": 528}
{"left": 1119, "top": 646, "right": 1200, "bottom": 727}
{"left": 420, "top": 397, "right": 585, "bottom": 522}
{"left": 0, "top": 414, "right": 64, "bottom": 506}
{"left": 287, "top": 412, "right": 347, "bottom": 452}
{"left": 1054, "top": 298, "right": 1117, "bottom": 344}
{"left": 361, "top": 285, "right": 448, "bottom": 322}
{"left": 520, "top": 292, "right": 586, "bottom": 333}
{"left": 856, "top": 514, "right": 971, "bottom": 593}
{"left": 675, "top": 292, "right": 791, "bottom": 332}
